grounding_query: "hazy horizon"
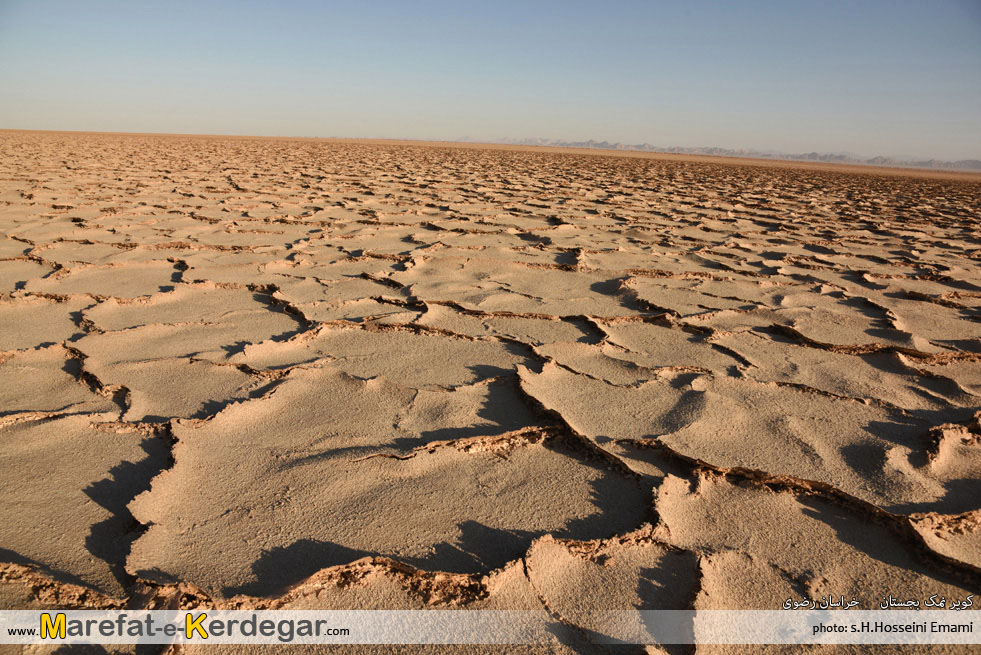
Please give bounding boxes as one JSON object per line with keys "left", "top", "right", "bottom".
{"left": 1, "top": 1, "right": 979, "bottom": 160}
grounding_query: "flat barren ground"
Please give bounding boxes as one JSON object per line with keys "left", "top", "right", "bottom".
{"left": 1, "top": 131, "right": 980, "bottom": 653}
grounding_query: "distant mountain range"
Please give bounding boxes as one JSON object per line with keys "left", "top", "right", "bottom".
{"left": 453, "top": 137, "right": 981, "bottom": 172}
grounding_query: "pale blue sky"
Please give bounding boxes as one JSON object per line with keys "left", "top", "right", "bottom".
{"left": 1, "top": 1, "right": 978, "bottom": 159}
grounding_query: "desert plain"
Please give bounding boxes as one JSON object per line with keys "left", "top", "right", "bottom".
{"left": 0, "top": 130, "right": 979, "bottom": 653}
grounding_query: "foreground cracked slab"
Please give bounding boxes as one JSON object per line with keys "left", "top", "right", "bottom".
{"left": 0, "top": 132, "right": 979, "bottom": 653}
{"left": 655, "top": 473, "right": 978, "bottom": 609}
{"left": 126, "top": 365, "right": 650, "bottom": 597}
{"left": 0, "top": 415, "right": 167, "bottom": 596}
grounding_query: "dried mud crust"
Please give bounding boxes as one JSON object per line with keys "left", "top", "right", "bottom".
{"left": 1, "top": 132, "right": 979, "bottom": 652}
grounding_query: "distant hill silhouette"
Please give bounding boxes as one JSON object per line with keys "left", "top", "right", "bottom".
{"left": 454, "top": 137, "right": 981, "bottom": 172}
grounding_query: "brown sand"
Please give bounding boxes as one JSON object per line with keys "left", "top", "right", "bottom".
{"left": 0, "top": 130, "right": 979, "bottom": 653}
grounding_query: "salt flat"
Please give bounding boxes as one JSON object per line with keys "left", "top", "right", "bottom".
{"left": 0, "top": 131, "right": 979, "bottom": 653}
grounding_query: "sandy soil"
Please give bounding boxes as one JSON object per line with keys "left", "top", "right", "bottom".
{"left": 0, "top": 130, "right": 979, "bottom": 653}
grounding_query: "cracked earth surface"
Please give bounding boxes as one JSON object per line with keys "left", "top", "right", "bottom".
{"left": 1, "top": 131, "right": 980, "bottom": 653}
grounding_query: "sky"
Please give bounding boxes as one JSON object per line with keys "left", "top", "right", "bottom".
{"left": 0, "top": 0, "right": 979, "bottom": 159}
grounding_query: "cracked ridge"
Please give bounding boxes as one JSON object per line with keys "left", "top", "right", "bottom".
{"left": 622, "top": 437, "right": 981, "bottom": 586}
